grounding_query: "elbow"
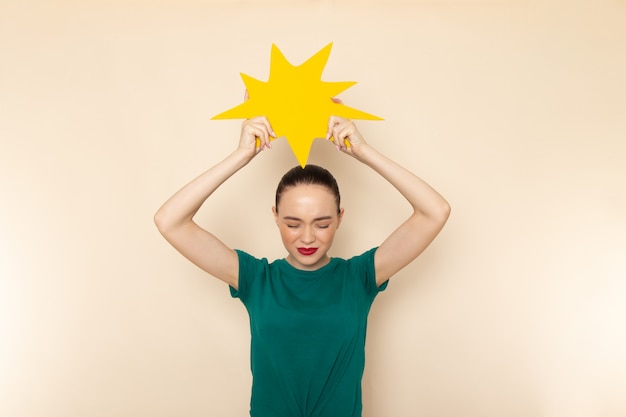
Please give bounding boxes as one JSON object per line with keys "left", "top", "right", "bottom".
{"left": 432, "top": 199, "right": 451, "bottom": 226}
{"left": 154, "top": 207, "right": 191, "bottom": 238}
{"left": 153, "top": 208, "right": 172, "bottom": 236}
{"left": 441, "top": 200, "right": 452, "bottom": 221}
{"left": 153, "top": 210, "right": 165, "bottom": 233}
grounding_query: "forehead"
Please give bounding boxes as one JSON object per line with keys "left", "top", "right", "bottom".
{"left": 277, "top": 184, "right": 337, "bottom": 214}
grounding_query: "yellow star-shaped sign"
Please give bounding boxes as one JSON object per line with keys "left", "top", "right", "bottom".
{"left": 212, "top": 43, "right": 382, "bottom": 167}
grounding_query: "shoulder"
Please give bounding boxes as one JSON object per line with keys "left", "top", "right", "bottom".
{"left": 235, "top": 249, "right": 279, "bottom": 277}
{"left": 345, "top": 247, "right": 387, "bottom": 295}
{"left": 235, "top": 249, "right": 265, "bottom": 264}
{"left": 345, "top": 247, "right": 378, "bottom": 269}
{"left": 328, "top": 247, "right": 378, "bottom": 278}
{"left": 235, "top": 249, "right": 286, "bottom": 270}
{"left": 231, "top": 250, "right": 276, "bottom": 300}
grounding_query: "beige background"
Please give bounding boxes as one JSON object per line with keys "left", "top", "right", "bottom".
{"left": 1, "top": 0, "right": 625, "bottom": 416}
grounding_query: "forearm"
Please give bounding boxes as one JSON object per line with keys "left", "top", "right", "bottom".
{"left": 354, "top": 144, "right": 450, "bottom": 221}
{"left": 154, "top": 149, "right": 251, "bottom": 234}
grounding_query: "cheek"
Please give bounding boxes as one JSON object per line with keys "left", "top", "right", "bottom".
{"left": 318, "top": 228, "right": 337, "bottom": 242}
{"left": 279, "top": 226, "right": 298, "bottom": 240}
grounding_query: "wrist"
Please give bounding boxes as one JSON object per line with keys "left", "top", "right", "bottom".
{"left": 229, "top": 147, "right": 256, "bottom": 167}
{"left": 352, "top": 143, "right": 376, "bottom": 162}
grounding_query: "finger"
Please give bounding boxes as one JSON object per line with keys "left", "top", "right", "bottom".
{"left": 254, "top": 127, "right": 270, "bottom": 150}
{"left": 330, "top": 125, "right": 349, "bottom": 147}
{"left": 245, "top": 124, "right": 268, "bottom": 150}
{"left": 333, "top": 124, "right": 348, "bottom": 149}
{"left": 259, "top": 116, "right": 276, "bottom": 139}
{"left": 326, "top": 115, "right": 345, "bottom": 141}
{"left": 259, "top": 126, "right": 273, "bottom": 150}
{"left": 259, "top": 134, "right": 271, "bottom": 150}
{"left": 326, "top": 117, "right": 336, "bottom": 141}
{"left": 248, "top": 116, "right": 275, "bottom": 146}
{"left": 328, "top": 125, "right": 339, "bottom": 148}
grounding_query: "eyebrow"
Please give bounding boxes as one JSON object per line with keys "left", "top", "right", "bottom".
{"left": 282, "top": 216, "right": 333, "bottom": 221}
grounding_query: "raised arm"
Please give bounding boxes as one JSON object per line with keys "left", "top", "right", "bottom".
{"left": 154, "top": 117, "right": 275, "bottom": 289}
{"left": 327, "top": 116, "right": 451, "bottom": 286}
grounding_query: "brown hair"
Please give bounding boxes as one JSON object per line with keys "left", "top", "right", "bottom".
{"left": 275, "top": 165, "right": 341, "bottom": 213}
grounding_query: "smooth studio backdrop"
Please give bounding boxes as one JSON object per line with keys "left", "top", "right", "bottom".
{"left": 1, "top": 0, "right": 625, "bottom": 416}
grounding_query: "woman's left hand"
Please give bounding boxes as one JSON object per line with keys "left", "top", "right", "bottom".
{"left": 325, "top": 115, "right": 368, "bottom": 157}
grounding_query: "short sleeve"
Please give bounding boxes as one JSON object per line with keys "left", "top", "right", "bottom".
{"left": 352, "top": 247, "right": 388, "bottom": 298}
{"left": 229, "top": 249, "right": 259, "bottom": 302}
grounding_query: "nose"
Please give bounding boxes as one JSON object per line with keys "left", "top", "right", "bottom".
{"left": 301, "top": 225, "right": 315, "bottom": 245}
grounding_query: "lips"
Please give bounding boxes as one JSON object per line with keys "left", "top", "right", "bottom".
{"left": 297, "top": 247, "right": 318, "bottom": 256}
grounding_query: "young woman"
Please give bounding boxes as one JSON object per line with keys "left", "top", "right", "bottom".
{"left": 154, "top": 114, "right": 450, "bottom": 417}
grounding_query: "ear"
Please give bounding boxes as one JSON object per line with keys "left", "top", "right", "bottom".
{"left": 336, "top": 208, "right": 345, "bottom": 228}
{"left": 272, "top": 206, "right": 279, "bottom": 223}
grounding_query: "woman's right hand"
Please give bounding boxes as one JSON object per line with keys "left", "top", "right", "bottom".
{"left": 238, "top": 116, "right": 276, "bottom": 158}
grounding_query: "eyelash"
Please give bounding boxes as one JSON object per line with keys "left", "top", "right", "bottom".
{"left": 286, "top": 224, "right": 330, "bottom": 229}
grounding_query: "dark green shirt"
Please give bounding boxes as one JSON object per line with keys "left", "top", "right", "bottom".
{"left": 230, "top": 248, "right": 387, "bottom": 417}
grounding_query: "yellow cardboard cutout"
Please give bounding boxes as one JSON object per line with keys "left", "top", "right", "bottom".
{"left": 212, "top": 43, "right": 382, "bottom": 167}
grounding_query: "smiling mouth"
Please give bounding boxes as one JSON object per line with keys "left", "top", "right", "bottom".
{"left": 297, "top": 247, "right": 318, "bottom": 256}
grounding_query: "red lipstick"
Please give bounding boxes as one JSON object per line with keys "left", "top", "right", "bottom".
{"left": 297, "top": 247, "right": 318, "bottom": 256}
